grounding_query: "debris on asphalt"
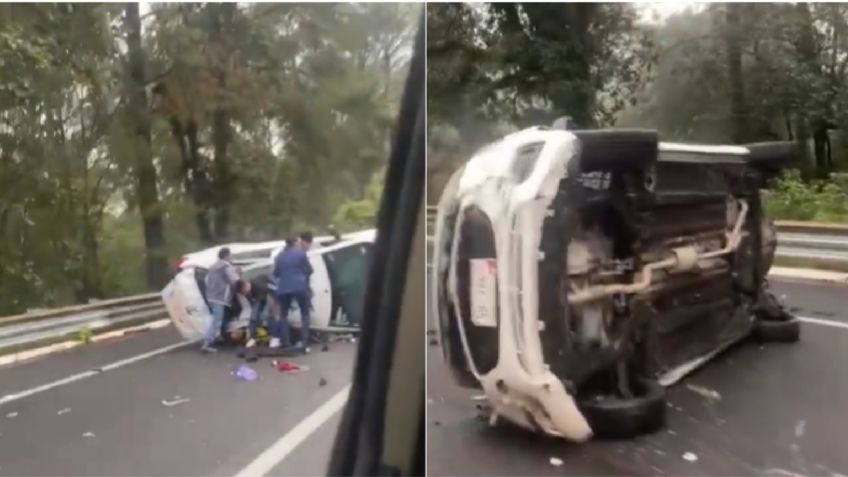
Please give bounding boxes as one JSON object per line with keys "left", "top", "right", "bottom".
{"left": 57, "top": 408, "right": 71, "bottom": 415}
{"left": 6, "top": 412, "right": 17, "bottom": 418}
{"left": 232, "top": 365, "right": 258, "bottom": 381}
{"left": 162, "top": 396, "right": 191, "bottom": 407}
{"left": 319, "top": 378, "right": 327, "bottom": 387}
{"left": 243, "top": 348, "right": 259, "bottom": 363}
{"left": 82, "top": 432, "right": 95, "bottom": 438}
{"left": 549, "top": 457, "right": 563, "bottom": 467}
{"left": 686, "top": 384, "right": 722, "bottom": 401}
{"left": 272, "top": 360, "right": 309, "bottom": 374}
{"left": 321, "top": 344, "right": 329, "bottom": 352}
{"left": 682, "top": 452, "right": 698, "bottom": 462}
{"left": 330, "top": 334, "right": 355, "bottom": 343}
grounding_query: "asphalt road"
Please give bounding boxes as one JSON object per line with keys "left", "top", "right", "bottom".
{"left": 0, "top": 326, "right": 355, "bottom": 476}
{"left": 427, "top": 278, "right": 848, "bottom": 477}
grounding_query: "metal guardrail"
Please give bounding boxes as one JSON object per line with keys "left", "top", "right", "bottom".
{"left": 0, "top": 294, "right": 167, "bottom": 356}
{"left": 0, "top": 211, "right": 842, "bottom": 357}
{"left": 426, "top": 206, "right": 848, "bottom": 266}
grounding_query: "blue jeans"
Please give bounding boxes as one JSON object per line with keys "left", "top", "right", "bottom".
{"left": 205, "top": 303, "right": 227, "bottom": 347}
{"left": 276, "top": 291, "right": 311, "bottom": 348}
{"left": 249, "top": 298, "right": 268, "bottom": 339}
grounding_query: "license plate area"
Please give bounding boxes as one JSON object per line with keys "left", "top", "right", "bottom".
{"left": 470, "top": 258, "right": 498, "bottom": 328}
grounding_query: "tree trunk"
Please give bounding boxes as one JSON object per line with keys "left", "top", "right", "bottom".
{"left": 124, "top": 3, "right": 168, "bottom": 289}
{"left": 167, "top": 116, "right": 215, "bottom": 245}
{"left": 209, "top": 3, "right": 235, "bottom": 242}
{"left": 78, "top": 213, "right": 102, "bottom": 302}
{"left": 725, "top": 3, "right": 747, "bottom": 143}
{"left": 783, "top": 110, "right": 794, "bottom": 140}
{"left": 813, "top": 124, "right": 831, "bottom": 178}
{"left": 794, "top": 3, "right": 831, "bottom": 178}
{"left": 77, "top": 157, "right": 102, "bottom": 302}
{"left": 212, "top": 106, "right": 231, "bottom": 241}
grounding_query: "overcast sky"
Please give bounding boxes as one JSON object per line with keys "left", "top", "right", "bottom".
{"left": 638, "top": 2, "right": 703, "bottom": 25}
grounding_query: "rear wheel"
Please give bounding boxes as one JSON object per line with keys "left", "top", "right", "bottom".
{"left": 577, "top": 377, "right": 666, "bottom": 439}
{"left": 753, "top": 317, "right": 800, "bottom": 343}
{"left": 752, "top": 292, "right": 801, "bottom": 343}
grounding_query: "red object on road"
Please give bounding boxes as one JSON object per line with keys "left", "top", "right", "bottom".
{"left": 271, "top": 360, "right": 309, "bottom": 374}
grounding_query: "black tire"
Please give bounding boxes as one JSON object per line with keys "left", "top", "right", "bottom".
{"left": 572, "top": 129, "right": 659, "bottom": 173}
{"left": 577, "top": 378, "right": 666, "bottom": 439}
{"left": 744, "top": 142, "right": 798, "bottom": 172}
{"left": 753, "top": 317, "right": 801, "bottom": 343}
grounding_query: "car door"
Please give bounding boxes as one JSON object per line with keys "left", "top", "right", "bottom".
{"left": 321, "top": 241, "right": 374, "bottom": 328}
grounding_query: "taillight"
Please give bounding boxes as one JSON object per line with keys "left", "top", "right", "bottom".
{"left": 174, "top": 256, "right": 187, "bottom": 271}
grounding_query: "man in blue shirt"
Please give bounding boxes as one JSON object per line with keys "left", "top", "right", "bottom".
{"left": 272, "top": 237, "right": 313, "bottom": 351}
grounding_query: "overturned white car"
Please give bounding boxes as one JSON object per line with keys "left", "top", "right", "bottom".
{"left": 162, "top": 230, "right": 375, "bottom": 343}
{"left": 430, "top": 124, "right": 800, "bottom": 441}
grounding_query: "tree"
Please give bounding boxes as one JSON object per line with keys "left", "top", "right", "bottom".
{"left": 0, "top": 3, "right": 414, "bottom": 315}
{"left": 426, "top": 3, "right": 655, "bottom": 200}
{"left": 123, "top": 2, "right": 168, "bottom": 288}
{"left": 485, "top": 3, "right": 656, "bottom": 127}
{"left": 619, "top": 3, "right": 848, "bottom": 178}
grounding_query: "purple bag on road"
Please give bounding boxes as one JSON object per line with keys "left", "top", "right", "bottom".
{"left": 232, "top": 365, "right": 258, "bottom": 381}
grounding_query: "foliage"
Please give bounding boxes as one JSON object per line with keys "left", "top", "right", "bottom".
{"left": 426, "top": 3, "right": 655, "bottom": 199}
{"left": 619, "top": 3, "right": 848, "bottom": 178}
{"left": 75, "top": 326, "right": 93, "bottom": 344}
{"left": 332, "top": 167, "right": 387, "bottom": 231}
{"left": 0, "top": 3, "right": 415, "bottom": 315}
{"left": 765, "top": 170, "right": 848, "bottom": 222}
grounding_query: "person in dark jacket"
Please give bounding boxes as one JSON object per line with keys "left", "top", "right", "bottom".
{"left": 272, "top": 237, "right": 313, "bottom": 351}
{"left": 244, "top": 273, "right": 277, "bottom": 348}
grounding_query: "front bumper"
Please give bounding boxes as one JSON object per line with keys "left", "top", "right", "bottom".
{"left": 432, "top": 129, "right": 593, "bottom": 440}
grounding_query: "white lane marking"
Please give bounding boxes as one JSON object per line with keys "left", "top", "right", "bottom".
{"left": 234, "top": 384, "right": 351, "bottom": 477}
{"left": 798, "top": 316, "right": 848, "bottom": 330}
{"left": 0, "top": 340, "right": 192, "bottom": 406}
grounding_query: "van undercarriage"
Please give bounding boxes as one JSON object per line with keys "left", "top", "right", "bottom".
{"left": 434, "top": 128, "right": 800, "bottom": 439}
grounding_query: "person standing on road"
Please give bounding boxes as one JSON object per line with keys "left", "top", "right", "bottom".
{"left": 272, "top": 236, "right": 313, "bottom": 352}
{"left": 202, "top": 247, "right": 239, "bottom": 353}
{"left": 298, "top": 231, "right": 315, "bottom": 350}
